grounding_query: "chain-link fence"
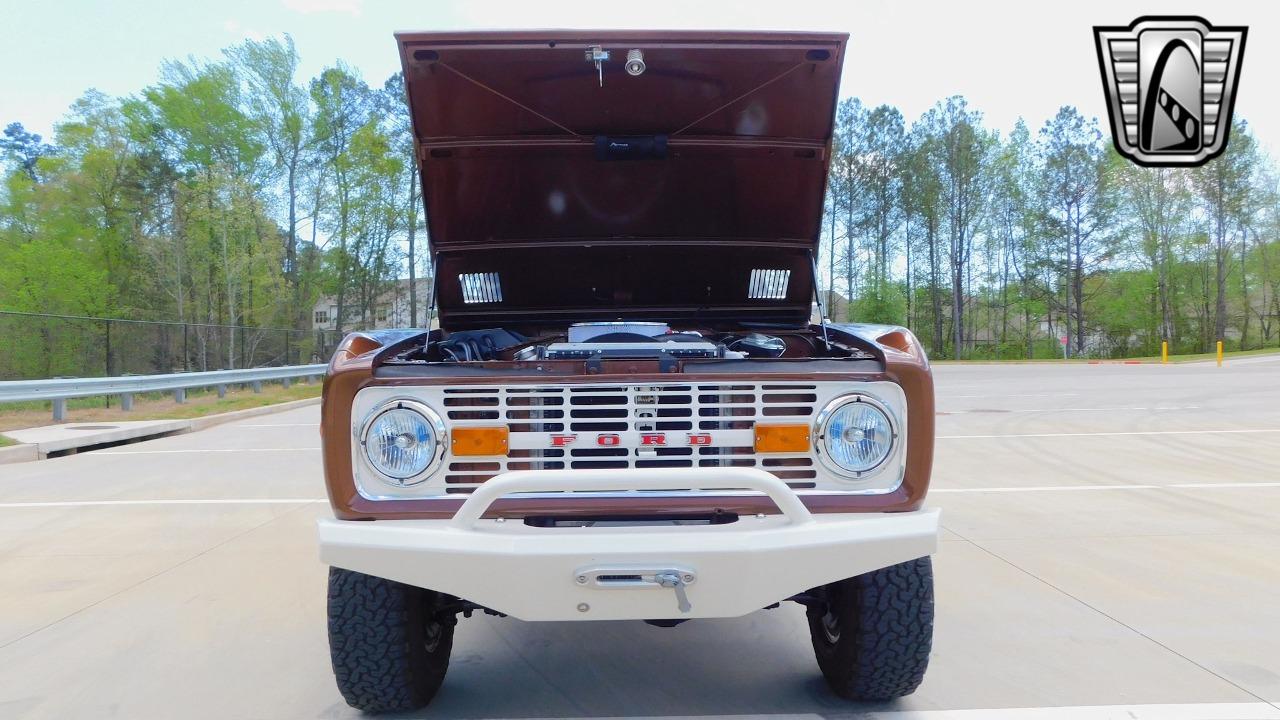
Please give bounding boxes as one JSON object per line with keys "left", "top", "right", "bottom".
{"left": 0, "top": 311, "right": 347, "bottom": 381}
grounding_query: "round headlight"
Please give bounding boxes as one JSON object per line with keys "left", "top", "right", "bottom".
{"left": 361, "top": 401, "right": 442, "bottom": 483}
{"left": 817, "top": 396, "right": 896, "bottom": 477}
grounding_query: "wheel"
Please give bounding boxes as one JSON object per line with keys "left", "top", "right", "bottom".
{"left": 806, "top": 557, "right": 934, "bottom": 700}
{"left": 327, "top": 567, "right": 455, "bottom": 713}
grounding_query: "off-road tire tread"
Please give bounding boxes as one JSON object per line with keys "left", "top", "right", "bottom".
{"left": 809, "top": 557, "right": 934, "bottom": 700}
{"left": 327, "top": 567, "right": 453, "bottom": 713}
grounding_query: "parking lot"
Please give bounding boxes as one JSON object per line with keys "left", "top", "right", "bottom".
{"left": 2, "top": 359, "right": 1279, "bottom": 720}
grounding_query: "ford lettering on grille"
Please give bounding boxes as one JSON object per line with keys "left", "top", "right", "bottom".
{"left": 546, "top": 432, "right": 714, "bottom": 447}
{"left": 434, "top": 383, "right": 823, "bottom": 492}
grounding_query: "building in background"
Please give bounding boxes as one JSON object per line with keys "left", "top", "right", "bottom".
{"left": 312, "top": 278, "right": 434, "bottom": 331}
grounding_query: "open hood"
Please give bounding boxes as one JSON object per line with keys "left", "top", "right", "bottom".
{"left": 395, "top": 30, "right": 847, "bottom": 329}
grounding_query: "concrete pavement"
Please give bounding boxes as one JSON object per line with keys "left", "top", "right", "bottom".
{"left": 1, "top": 361, "right": 1278, "bottom": 719}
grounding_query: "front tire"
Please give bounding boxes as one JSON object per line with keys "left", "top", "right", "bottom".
{"left": 807, "top": 557, "right": 934, "bottom": 700}
{"left": 327, "top": 567, "right": 454, "bottom": 713}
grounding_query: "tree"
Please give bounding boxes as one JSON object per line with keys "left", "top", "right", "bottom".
{"left": 920, "top": 97, "right": 994, "bottom": 359}
{"left": 900, "top": 125, "right": 945, "bottom": 355}
{"left": 54, "top": 92, "right": 146, "bottom": 315}
{"left": 1034, "top": 106, "right": 1115, "bottom": 356}
{"left": 987, "top": 119, "right": 1036, "bottom": 357}
{"left": 7, "top": 36, "right": 1280, "bottom": 381}
{"left": 855, "top": 105, "right": 906, "bottom": 321}
{"left": 0, "top": 128, "right": 117, "bottom": 377}
{"left": 345, "top": 119, "right": 404, "bottom": 325}
{"left": 1251, "top": 169, "right": 1280, "bottom": 346}
{"left": 1190, "top": 119, "right": 1259, "bottom": 347}
{"left": 1115, "top": 160, "right": 1191, "bottom": 350}
{"left": 829, "top": 98, "right": 867, "bottom": 319}
{"left": 311, "top": 64, "right": 372, "bottom": 334}
{"left": 226, "top": 35, "right": 313, "bottom": 340}
{"left": 381, "top": 72, "right": 426, "bottom": 326}
{"left": 130, "top": 59, "right": 273, "bottom": 368}
{"left": 0, "top": 122, "right": 54, "bottom": 182}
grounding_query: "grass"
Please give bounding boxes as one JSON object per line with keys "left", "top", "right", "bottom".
{"left": 0, "top": 435, "right": 14, "bottom": 448}
{"left": 1122, "top": 346, "right": 1280, "bottom": 364}
{"left": 0, "top": 381, "right": 321, "bottom": 435}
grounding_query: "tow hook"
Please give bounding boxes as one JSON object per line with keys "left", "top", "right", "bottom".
{"left": 574, "top": 566, "right": 696, "bottom": 614}
{"left": 655, "top": 571, "right": 692, "bottom": 613}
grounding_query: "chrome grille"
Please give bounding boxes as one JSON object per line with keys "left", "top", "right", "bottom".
{"left": 438, "top": 383, "right": 820, "bottom": 493}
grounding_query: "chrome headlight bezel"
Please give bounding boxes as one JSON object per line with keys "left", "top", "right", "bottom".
{"left": 357, "top": 398, "right": 447, "bottom": 486}
{"left": 813, "top": 393, "right": 900, "bottom": 480}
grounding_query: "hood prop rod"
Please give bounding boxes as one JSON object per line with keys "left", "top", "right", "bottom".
{"left": 425, "top": 252, "right": 439, "bottom": 336}
{"left": 809, "top": 249, "right": 832, "bottom": 351}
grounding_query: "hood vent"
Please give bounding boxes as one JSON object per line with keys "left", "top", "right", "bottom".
{"left": 460, "top": 272, "right": 503, "bottom": 304}
{"left": 748, "top": 269, "right": 791, "bottom": 300}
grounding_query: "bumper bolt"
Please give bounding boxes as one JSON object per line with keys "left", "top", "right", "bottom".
{"left": 576, "top": 575, "right": 588, "bottom": 584}
{"left": 577, "top": 603, "right": 590, "bottom": 613}
{"left": 681, "top": 574, "right": 694, "bottom": 583}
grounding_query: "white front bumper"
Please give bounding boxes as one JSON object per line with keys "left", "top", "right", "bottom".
{"left": 318, "top": 468, "right": 939, "bottom": 621}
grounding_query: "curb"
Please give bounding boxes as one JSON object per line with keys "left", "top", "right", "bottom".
{"left": 186, "top": 397, "right": 321, "bottom": 431}
{"left": 0, "top": 443, "right": 39, "bottom": 465}
{"left": 0, "top": 396, "right": 321, "bottom": 465}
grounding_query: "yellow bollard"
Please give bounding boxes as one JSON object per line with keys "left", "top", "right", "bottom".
{"left": 1161, "top": 340, "right": 1168, "bottom": 364}
{"left": 1217, "top": 340, "right": 1223, "bottom": 367}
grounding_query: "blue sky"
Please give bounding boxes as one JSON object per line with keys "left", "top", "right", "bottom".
{"left": 2, "top": 0, "right": 1277, "bottom": 154}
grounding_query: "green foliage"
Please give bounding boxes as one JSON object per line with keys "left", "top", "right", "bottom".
{"left": 0, "top": 123, "right": 53, "bottom": 181}
{"left": 825, "top": 92, "right": 1280, "bottom": 360}
{"left": 851, "top": 275, "right": 907, "bottom": 325}
{"left": 0, "top": 173, "right": 116, "bottom": 377}
{"left": 0, "top": 38, "right": 423, "bottom": 379}
{"left": 2, "top": 34, "right": 1280, "bottom": 382}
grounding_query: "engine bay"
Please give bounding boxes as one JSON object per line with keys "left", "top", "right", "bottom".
{"left": 382, "top": 321, "right": 878, "bottom": 367}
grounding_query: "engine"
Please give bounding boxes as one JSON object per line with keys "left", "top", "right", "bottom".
{"left": 433, "top": 322, "right": 791, "bottom": 363}
{"left": 528, "top": 322, "right": 742, "bottom": 361}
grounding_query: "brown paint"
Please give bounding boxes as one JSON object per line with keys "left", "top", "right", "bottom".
{"left": 321, "top": 328, "right": 934, "bottom": 521}
{"left": 394, "top": 30, "right": 847, "bottom": 329}
{"left": 317, "top": 31, "right": 933, "bottom": 520}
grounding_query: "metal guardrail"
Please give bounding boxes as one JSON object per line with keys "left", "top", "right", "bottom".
{"left": 0, "top": 365, "right": 328, "bottom": 421}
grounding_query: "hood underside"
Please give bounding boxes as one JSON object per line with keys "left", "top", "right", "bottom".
{"left": 395, "top": 30, "right": 848, "bottom": 328}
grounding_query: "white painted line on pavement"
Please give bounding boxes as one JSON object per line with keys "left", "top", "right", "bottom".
{"left": 947, "top": 392, "right": 1081, "bottom": 398}
{"left": 1204, "top": 354, "right": 1280, "bottom": 366}
{"left": 94, "top": 448, "right": 321, "bottom": 455}
{"left": 1172, "top": 481, "right": 1280, "bottom": 489}
{"left": 939, "top": 429, "right": 1280, "bottom": 439}
{"left": 573, "top": 703, "right": 1280, "bottom": 719}
{"left": 941, "top": 405, "right": 1200, "bottom": 415}
{"left": 238, "top": 423, "right": 318, "bottom": 427}
{"left": 0, "top": 498, "right": 327, "bottom": 509}
{"left": 843, "top": 702, "right": 1280, "bottom": 719}
{"left": 934, "top": 482, "right": 1280, "bottom": 494}
{"left": 933, "top": 484, "right": 1160, "bottom": 493}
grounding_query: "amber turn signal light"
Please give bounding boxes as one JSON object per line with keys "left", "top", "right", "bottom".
{"left": 754, "top": 424, "right": 811, "bottom": 453}
{"left": 450, "top": 427, "right": 509, "bottom": 456}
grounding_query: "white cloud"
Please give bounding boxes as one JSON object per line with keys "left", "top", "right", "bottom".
{"left": 281, "top": 0, "right": 362, "bottom": 16}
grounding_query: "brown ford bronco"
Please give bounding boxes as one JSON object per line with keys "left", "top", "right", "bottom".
{"left": 318, "top": 30, "right": 938, "bottom": 713}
